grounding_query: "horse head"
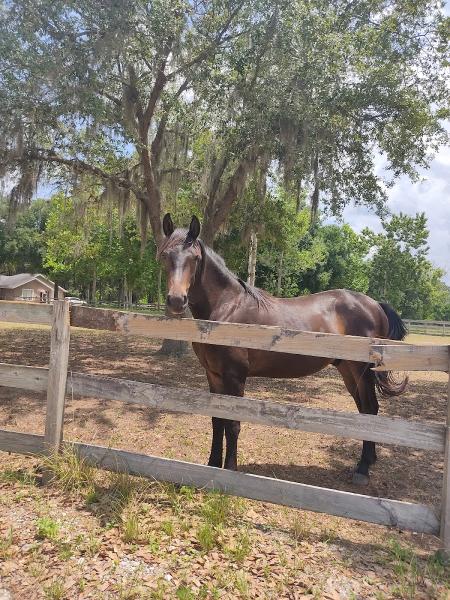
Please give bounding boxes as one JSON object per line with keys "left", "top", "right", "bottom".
{"left": 157, "top": 213, "right": 202, "bottom": 316}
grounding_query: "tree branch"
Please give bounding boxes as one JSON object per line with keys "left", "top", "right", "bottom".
{"left": 18, "top": 148, "right": 146, "bottom": 202}
{"left": 151, "top": 78, "right": 190, "bottom": 170}
{"left": 166, "top": 3, "right": 247, "bottom": 81}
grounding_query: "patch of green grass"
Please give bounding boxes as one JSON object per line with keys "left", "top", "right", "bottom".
{"left": 122, "top": 509, "right": 140, "bottom": 543}
{"left": 388, "top": 539, "right": 419, "bottom": 599}
{"left": 84, "top": 486, "right": 99, "bottom": 505}
{"left": 149, "top": 578, "right": 169, "bottom": 599}
{"left": 196, "top": 522, "right": 218, "bottom": 552}
{"left": 43, "top": 580, "right": 65, "bottom": 600}
{"left": 200, "top": 491, "right": 244, "bottom": 527}
{"left": 0, "top": 469, "right": 36, "bottom": 485}
{"left": 57, "top": 541, "right": 73, "bottom": 560}
{"left": 291, "top": 514, "right": 312, "bottom": 541}
{"left": 78, "top": 532, "right": 101, "bottom": 556}
{"left": 226, "top": 529, "right": 251, "bottom": 563}
{"left": 234, "top": 571, "right": 250, "bottom": 597}
{"left": 36, "top": 517, "right": 60, "bottom": 541}
{"left": 176, "top": 585, "right": 196, "bottom": 600}
{"left": 0, "top": 526, "right": 14, "bottom": 559}
{"left": 161, "top": 519, "right": 175, "bottom": 537}
{"left": 42, "top": 444, "right": 95, "bottom": 492}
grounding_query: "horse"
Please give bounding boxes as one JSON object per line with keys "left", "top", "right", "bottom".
{"left": 157, "top": 213, "right": 408, "bottom": 485}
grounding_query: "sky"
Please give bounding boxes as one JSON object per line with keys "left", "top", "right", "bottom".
{"left": 326, "top": 135, "right": 450, "bottom": 283}
{"left": 326, "top": 1, "right": 450, "bottom": 284}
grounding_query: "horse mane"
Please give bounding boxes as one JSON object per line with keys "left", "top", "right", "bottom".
{"left": 199, "top": 240, "right": 272, "bottom": 310}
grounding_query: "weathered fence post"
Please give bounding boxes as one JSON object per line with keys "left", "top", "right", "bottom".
{"left": 43, "top": 300, "right": 70, "bottom": 480}
{"left": 440, "top": 347, "right": 450, "bottom": 555}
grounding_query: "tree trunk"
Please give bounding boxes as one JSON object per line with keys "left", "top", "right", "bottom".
{"left": 53, "top": 280, "right": 59, "bottom": 300}
{"left": 157, "top": 266, "right": 162, "bottom": 311}
{"left": 247, "top": 230, "right": 258, "bottom": 287}
{"left": 277, "top": 250, "right": 284, "bottom": 296}
{"left": 92, "top": 267, "right": 97, "bottom": 306}
{"left": 157, "top": 306, "right": 191, "bottom": 357}
{"left": 122, "top": 277, "right": 127, "bottom": 307}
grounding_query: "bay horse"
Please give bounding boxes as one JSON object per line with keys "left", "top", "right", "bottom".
{"left": 158, "top": 214, "right": 407, "bottom": 485}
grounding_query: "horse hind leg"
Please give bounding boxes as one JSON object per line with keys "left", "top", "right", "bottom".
{"left": 337, "top": 361, "right": 379, "bottom": 486}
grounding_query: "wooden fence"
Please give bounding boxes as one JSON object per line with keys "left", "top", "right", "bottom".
{"left": 404, "top": 319, "right": 450, "bottom": 337}
{"left": 0, "top": 300, "right": 449, "bottom": 550}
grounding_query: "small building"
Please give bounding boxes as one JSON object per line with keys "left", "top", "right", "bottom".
{"left": 0, "top": 274, "right": 66, "bottom": 303}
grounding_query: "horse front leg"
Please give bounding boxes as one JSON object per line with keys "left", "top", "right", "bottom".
{"left": 206, "top": 372, "right": 226, "bottom": 468}
{"left": 222, "top": 370, "right": 246, "bottom": 471}
{"left": 223, "top": 419, "right": 241, "bottom": 470}
{"left": 338, "top": 362, "right": 379, "bottom": 485}
{"left": 208, "top": 417, "right": 225, "bottom": 468}
{"left": 206, "top": 356, "right": 247, "bottom": 471}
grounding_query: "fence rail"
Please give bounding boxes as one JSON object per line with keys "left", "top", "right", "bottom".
{"left": 0, "top": 363, "right": 444, "bottom": 451}
{"left": 70, "top": 305, "right": 449, "bottom": 371}
{"left": 0, "top": 428, "right": 439, "bottom": 535}
{"left": 0, "top": 300, "right": 449, "bottom": 551}
{"left": 404, "top": 319, "right": 450, "bottom": 336}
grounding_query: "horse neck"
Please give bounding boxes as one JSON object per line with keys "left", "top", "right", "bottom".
{"left": 188, "top": 244, "right": 244, "bottom": 320}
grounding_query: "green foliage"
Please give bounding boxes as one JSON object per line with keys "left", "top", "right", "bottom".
{"left": 0, "top": 198, "right": 50, "bottom": 274}
{"left": 364, "top": 213, "right": 450, "bottom": 318}
{"left": 301, "top": 224, "right": 370, "bottom": 294}
{"left": 0, "top": 0, "right": 448, "bottom": 244}
{"left": 43, "top": 192, "right": 160, "bottom": 303}
{"left": 1, "top": 192, "right": 449, "bottom": 320}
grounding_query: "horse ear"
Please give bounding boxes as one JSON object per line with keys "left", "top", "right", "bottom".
{"left": 188, "top": 215, "right": 200, "bottom": 241}
{"left": 162, "top": 213, "right": 174, "bottom": 237}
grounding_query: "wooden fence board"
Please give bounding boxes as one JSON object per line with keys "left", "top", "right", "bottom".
{"left": 0, "top": 363, "right": 48, "bottom": 391}
{"left": 0, "top": 428, "right": 45, "bottom": 454}
{"left": 0, "top": 300, "right": 53, "bottom": 325}
{"left": 0, "top": 364, "right": 444, "bottom": 451}
{"left": 372, "top": 344, "right": 449, "bottom": 372}
{"left": 73, "top": 442, "right": 440, "bottom": 535}
{"left": 69, "top": 371, "right": 445, "bottom": 452}
{"left": 71, "top": 307, "right": 446, "bottom": 371}
{"left": 0, "top": 428, "right": 438, "bottom": 535}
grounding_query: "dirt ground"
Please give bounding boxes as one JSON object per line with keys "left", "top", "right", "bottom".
{"left": 0, "top": 324, "right": 449, "bottom": 599}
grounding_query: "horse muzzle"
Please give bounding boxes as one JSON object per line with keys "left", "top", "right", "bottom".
{"left": 166, "top": 294, "right": 188, "bottom": 316}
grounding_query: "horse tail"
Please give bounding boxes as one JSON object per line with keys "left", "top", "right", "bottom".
{"left": 373, "top": 302, "right": 408, "bottom": 397}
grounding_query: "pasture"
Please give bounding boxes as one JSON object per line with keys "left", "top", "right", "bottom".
{"left": 1, "top": 322, "right": 450, "bottom": 599}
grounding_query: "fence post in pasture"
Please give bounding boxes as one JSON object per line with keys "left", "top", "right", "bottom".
{"left": 43, "top": 300, "right": 70, "bottom": 480}
{"left": 440, "top": 347, "right": 450, "bottom": 555}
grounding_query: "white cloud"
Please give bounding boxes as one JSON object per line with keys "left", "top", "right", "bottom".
{"left": 327, "top": 135, "right": 450, "bottom": 284}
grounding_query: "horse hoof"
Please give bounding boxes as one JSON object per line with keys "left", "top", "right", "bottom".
{"left": 224, "top": 463, "right": 238, "bottom": 471}
{"left": 352, "top": 472, "right": 370, "bottom": 486}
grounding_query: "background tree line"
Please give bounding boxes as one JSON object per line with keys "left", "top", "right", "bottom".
{"left": 0, "top": 0, "right": 448, "bottom": 322}
{"left": 1, "top": 191, "right": 449, "bottom": 320}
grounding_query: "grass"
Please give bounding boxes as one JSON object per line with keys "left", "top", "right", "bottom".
{"left": 42, "top": 444, "right": 95, "bottom": 492}
{"left": 225, "top": 529, "right": 251, "bottom": 562}
{"left": 196, "top": 522, "right": 218, "bottom": 552}
{"left": 36, "top": 516, "right": 60, "bottom": 541}
{"left": 43, "top": 580, "right": 65, "bottom": 600}
{"left": 0, "top": 527, "right": 14, "bottom": 559}
{"left": 0, "top": 469, "right": 37, "bottom": 485}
